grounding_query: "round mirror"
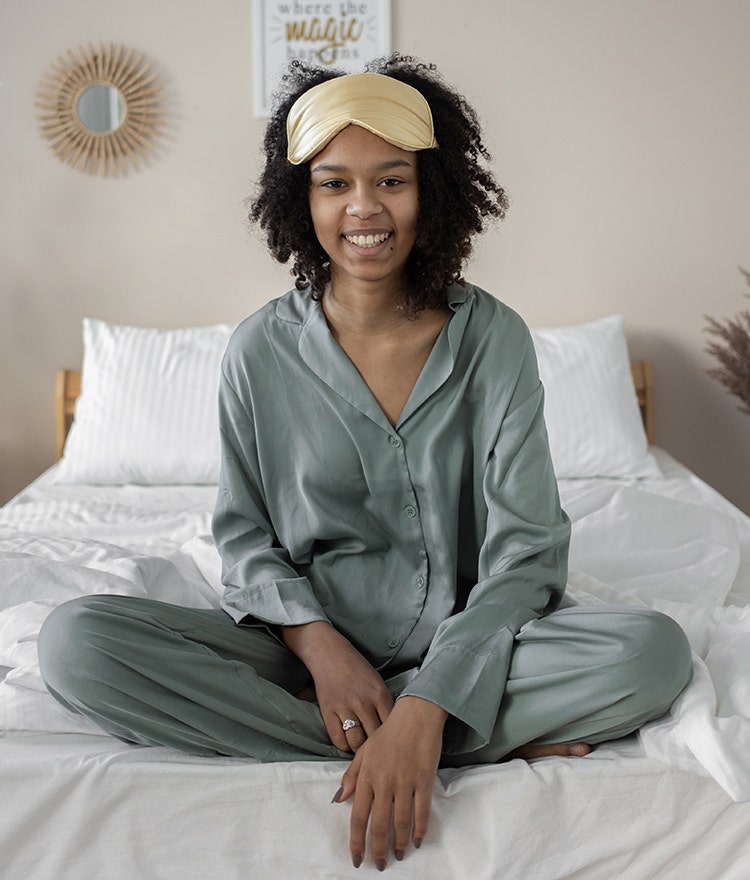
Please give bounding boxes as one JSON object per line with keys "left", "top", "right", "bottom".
{"left": 76, "top": 84, "right": 126, "bottom": 134}
{"left": 36, "top": 42, "right": 164, "bottom": 176}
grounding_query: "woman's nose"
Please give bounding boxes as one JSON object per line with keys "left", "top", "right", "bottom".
{"left": 346, "top": 185, "right": 383, "bottom": 219}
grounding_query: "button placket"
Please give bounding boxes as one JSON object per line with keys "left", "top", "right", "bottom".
{"left": 381, "top": 425, "right": 427, "bottom": 655}
{"left": 387, "top": 433, "right": 419, "bottom": 522}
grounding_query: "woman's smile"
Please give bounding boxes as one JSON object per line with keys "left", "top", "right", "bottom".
{"left": 343, "top": 230, "right": 393, "bottom": 249}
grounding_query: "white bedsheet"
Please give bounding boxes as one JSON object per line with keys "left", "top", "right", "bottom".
{"left": 1, "top": 734, "right": 747, "bottom": 880}
{"left": 1, "top": 450, "right": 750, "bottom": 878}
{"left": 560, "top": 453, "right": 750, "bottom": 803}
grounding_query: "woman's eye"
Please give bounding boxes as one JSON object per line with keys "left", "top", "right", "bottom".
{"left": 320, "top": 180, "right": 346, "bottom": 189}
{"left": 380, "top": 178, "right": 403, "bottom": 187}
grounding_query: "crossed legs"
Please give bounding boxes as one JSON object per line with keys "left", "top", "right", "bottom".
{"left": 37, "top": 596, "right": 692, "bottom": 763}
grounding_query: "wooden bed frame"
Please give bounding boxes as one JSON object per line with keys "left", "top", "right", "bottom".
{"left": 55, "top": 369, "right": 82, "bottom": 461}
{"left": 630, "top": 359, "right": 655, "bottom": 444}
{"left": 54, "top": 361, "right": 656, "bottom": 460}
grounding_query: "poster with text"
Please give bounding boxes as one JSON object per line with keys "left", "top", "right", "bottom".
{"left": 254, "top": 1, "right": 392, "bottom": 116}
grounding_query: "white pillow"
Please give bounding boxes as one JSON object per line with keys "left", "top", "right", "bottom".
{"left": 55, "top": 319, "right": 235, "bottom": 485}
{"left": 531, "top": 315, "right": 661, "bottom": 479}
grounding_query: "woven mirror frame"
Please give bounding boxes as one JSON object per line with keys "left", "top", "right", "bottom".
{"left": 36, "top": 42, "right": 165, "bottom": 176}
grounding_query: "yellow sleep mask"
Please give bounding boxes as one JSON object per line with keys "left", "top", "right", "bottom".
{"left": 286, "top": 72, "right": 437, "bottom": 165}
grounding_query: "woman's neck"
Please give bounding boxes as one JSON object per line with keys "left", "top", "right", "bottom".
{"left": 321, "top": 278, "right": 412, "bottom": 338}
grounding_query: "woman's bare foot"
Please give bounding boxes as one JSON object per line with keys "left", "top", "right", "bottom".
{"left": 507, "top": 742, "right": 591, "bottom": 760}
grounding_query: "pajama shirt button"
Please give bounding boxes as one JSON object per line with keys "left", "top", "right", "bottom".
{"left": 389, "top": 436, "right": 402, "bottom": 448}
{"left": 387, "top": 636, "right": 401, "bottom": 649}
{"left": 416, "top": 575, "right": 425, "bottom": 587}
{"left": 403, "top": 505, "right": 417, "bottom": 518}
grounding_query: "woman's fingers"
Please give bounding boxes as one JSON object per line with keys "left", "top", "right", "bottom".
{"left": 338, "top": 752, "right": 436, "bottom": 869}
{"left": 355, "top": 785, "right": 390, "bottom": 871}
{"left": 348, "top": 785, "right": 374, "bottom": 869}
{"left": 333, "top": 756, "right": 359, "bottom": 804}
{"left": 322, "top": 714, "right": 369, "bottom": 752}
{"left": 323, "top": 709, "right": 351, "bottom": 751}
{"left": 348, "top": 778, "right": 429, "bottom": 870}
{"left": 391, "top": 790, "right": 414, "bottom": 862}
{"left": 331, "top": 698, "right": 446, "bottom": 867}
{"left": 324, "top": 697, "right": 391, "bottom": 753}
{"left": 412, "top": 782, "right": 433, "bottom": 851}
{"left": 344, "top": 720, "right": 367, "bottom": 752}
{"left": 352, "top": 701, "right": 390, "bottom": 748}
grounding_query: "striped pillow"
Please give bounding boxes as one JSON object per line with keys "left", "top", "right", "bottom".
{"left": 55, "top": 319, "right": 235, "bottom": 484}
{"left": 531, "top": 315, "right": 661, "bottom": 479}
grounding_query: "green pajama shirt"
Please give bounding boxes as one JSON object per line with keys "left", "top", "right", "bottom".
{"left": 38, "top": 283, "right": 692, "bottom": 759}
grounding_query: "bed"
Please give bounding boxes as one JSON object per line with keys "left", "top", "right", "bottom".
{"left": 2, "top": 312, "right": 750, "bottom": 879}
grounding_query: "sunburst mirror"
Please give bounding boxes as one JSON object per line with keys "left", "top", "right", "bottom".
{"left": 36, "top": 42, "right": 165, "bottom": 176}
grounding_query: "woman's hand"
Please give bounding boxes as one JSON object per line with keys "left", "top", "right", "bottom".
{"left": 333, "top": 695, "right": 448, "bottom": 870}
{"left": 280, "top": 621, "right": 394, "bottom": 751}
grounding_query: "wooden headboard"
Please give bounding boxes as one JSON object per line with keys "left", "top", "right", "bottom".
{"left": 630, "top": 359, "right": 655, "bottom": 445}
{"left": 55, "top": 369, "right": 81, "bottom": 460}
{"left": 54, "top": 360, "right": 656, "bottom": 460}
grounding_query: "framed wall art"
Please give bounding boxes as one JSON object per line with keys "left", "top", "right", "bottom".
{"left": 253, "top": 0, "right": 391, "bottom": 116}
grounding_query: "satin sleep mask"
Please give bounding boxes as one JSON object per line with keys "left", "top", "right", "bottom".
{"left": 286, "top": 72, "right": 438, "bottom": 165}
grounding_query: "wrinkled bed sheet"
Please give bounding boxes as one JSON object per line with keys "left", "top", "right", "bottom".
{"left": 1, "top": 449, "right": 749, "bottom": 806}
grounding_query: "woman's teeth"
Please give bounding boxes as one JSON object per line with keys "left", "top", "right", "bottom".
{"left": 345, "top": 232, "right": 390, "bottom": 248}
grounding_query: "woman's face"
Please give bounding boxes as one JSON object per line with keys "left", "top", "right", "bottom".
{"left": 308, "top": 125, "right": 419, "bottom": 294}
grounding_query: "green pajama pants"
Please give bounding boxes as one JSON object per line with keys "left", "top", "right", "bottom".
{"left": 37, "top": 596, "right": 692, "bottom": 765}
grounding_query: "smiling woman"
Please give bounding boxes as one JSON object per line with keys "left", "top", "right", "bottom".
{"left": 37, "top": 54, "right": 693, "bottom": 874}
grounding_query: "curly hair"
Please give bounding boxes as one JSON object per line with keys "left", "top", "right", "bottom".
{"left": 249, "top": 54, "right": 509, "bottom": 314}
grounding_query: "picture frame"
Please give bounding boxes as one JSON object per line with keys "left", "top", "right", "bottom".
{"left": 253, "top": 0, "right": 392, "bottom": 116}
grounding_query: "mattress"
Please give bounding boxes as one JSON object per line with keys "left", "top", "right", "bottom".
{"left": 1, "top": 449, "right": 750, "bottom": 878}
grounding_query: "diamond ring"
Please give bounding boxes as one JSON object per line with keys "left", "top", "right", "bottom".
{"left": 342, "top": 718, "right": 360, "bottom": 732}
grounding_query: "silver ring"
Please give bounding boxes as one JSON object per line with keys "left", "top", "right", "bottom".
{"left": 342, "top": 718, "right": 360, "bottom": 732}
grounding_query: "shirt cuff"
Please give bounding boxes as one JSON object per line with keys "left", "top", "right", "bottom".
{"left": 220, "top": 576, "right": 330, "bottom": 628}
{"left": 398, "top": 627, "right": 516, "bottom": 752}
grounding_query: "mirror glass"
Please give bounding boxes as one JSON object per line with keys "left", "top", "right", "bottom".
{"left": 76, "top": 84, "right": 126, "bottom": 133}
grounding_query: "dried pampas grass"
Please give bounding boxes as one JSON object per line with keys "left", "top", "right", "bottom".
{"left": 705, "top": 267, "right": 750, "bottom": 415}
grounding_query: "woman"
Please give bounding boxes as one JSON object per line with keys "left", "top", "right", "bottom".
{"left": 38, "top": 56, "right": 692, "bottom": 871}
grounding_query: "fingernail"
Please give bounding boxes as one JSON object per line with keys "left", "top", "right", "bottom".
{"left": 395, "top": 849, "right": 405, "bottom": 861}
{"left": 331, "top": 786, "right": 344, "bottom": 804}
{"left": 352, "top": 852, "right": 363, "bottom": 868}
{"left": 414, "top": 837, "right": 423, "bottom": 849}
{"left": 376, "top": 858, "right": 386, "bottom": 871}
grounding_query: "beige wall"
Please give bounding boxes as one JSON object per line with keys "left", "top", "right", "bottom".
{"left": 2, "top": 0, "right": 749, "bottom": 511}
